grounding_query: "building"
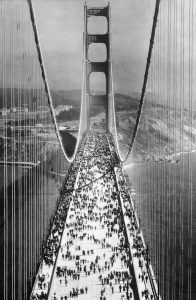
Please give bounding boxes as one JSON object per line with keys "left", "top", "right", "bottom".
{"left": 10, "top": 107, "right": 28, "bottom": 113}
{"left": 58, "top": 125, "right": 70, "bottom": 131}
{"left": 64, "top": 105, "right": 72, "bottom": 111}
{"left": 0, "top": 108, "right": 10, "bottom": 116}
{"left": 37, "top": 106, "right": 50, "bottom": 113}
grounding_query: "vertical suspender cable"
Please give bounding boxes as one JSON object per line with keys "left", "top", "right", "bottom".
{"left": 188, "top": 0, "right": 193, "bottom": 298}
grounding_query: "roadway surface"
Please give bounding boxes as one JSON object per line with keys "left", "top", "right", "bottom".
{"left": 31, "top": 132, "right": 158, "bottom": 300}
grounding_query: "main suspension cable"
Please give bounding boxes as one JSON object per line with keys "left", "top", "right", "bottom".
{"left": 122, "top": 0, "right": 161, "bottom": 164}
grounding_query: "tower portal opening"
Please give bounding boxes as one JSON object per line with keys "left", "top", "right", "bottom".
{"left": 90, "top": 72, "right": 106, "bottom": 94}
{"left": 88, "top": 16, "right": 107, "bottom": 34}
{"left": 88, "top": 43, "right": 107, "bottom": 62}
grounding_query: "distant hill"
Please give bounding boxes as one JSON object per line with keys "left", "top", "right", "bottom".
{"left": 0, "top": 88, "right": 139, "bottom": 108}
{"left": 0, "top": 88, "right": 82, "bottom": 109}
{"left": 2, "top": 88, "right": 196, "bottom": 162}
{"left": 50, "top": 89, "right": 82, "bottom": 107}
{"left": 116, "top": 105, "right": 196, "bottom": 161}
{"left": 0, "top": 88, "right": 140, "bottom": 121}
{"left": 114, "top": 93, "right": 139, "bottom": 111}
{"left": 51, "top": 90, "right": 140, "bottom": 111}
{"left": 54, "top": 91, "right": 140, "bottom": 122}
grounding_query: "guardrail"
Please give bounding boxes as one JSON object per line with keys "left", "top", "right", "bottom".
{"left": 114, "top": 166, "right": 160, "bottom": 300}
{"left": 30, "top": 133, "right": 88, "bottom": 299}
{"left": 121, "top": 167, "right": 160, "bottom": 300}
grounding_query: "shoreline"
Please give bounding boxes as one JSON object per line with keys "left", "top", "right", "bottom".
{"left": 121, "top": 148, "right": 196, "bottom": 169}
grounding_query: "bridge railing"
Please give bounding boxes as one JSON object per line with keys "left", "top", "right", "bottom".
{"left": 121, "top": 170, "right": 160, "bottom": 296}
{"left": 46, "top": 145, "right": 87, "bottom": 298}
{"left": 114, "top": 165, "right": 160, "bottom": 300}
{"left": 30, "top": 133, "right": 88, "bottom": 299}
{"left": 29, "top": 194, "right": 72, "bottom": 299}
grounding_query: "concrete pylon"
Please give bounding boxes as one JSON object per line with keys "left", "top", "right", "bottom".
{"left": 82, "top": 3, "right": 115, "bottom": 133}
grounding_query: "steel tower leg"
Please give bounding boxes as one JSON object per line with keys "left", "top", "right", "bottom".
{"left": 83, "top": 3, "right": 114, "bottom": 133}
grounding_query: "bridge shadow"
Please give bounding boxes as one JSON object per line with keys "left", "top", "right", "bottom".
{"left": 59, "top": 131, "right": 77, "bottom": 158}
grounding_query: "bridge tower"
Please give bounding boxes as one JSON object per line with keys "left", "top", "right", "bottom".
{"left": 82, "top": 2, "right": 115, "bottom": 132}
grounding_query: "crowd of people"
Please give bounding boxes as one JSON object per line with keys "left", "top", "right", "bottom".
{"left": 43, "top": 133, "right": 135, "bottom": 299}
{"left": 31, "top": 132, "right": 156, "bottom": 300}
{"left": 41, "top": 134, "right": 92, "bottom": 267}
{"left": 31, "top": 135, "right": 89, "bottom": 299}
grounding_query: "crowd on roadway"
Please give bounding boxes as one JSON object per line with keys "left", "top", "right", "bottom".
{"left": 76, "top": 133, "right": 118, "bottom": 189}
{"left": 31, "top": 132, "right": 157, "bottom": 300}
{"left": 39, "top": 135, "right": 90, "bottom": 267}
{"left": 31, "top": 135, "right": 89, "bottom": 299}
{"left": 47, "top": 133, "right": 135, "bottom": 299}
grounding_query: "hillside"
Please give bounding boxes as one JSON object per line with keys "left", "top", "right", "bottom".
{"left": 0, "top": 88, "right": 139, "bottom": 111}
{"left": 1, "top": 88, "right": 196, "bottom": 163}
{"left": 116, "top": 106, "right": 196, "bottom": 162}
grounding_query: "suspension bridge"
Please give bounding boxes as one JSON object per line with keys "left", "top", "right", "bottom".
{"left": 1, "top": 0, "right": 195, "bottom": 300}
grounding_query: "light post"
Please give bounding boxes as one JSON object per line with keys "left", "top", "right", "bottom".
{"left": 150, "top": 275, "right": 159, "bottom": 300}
{"left": 146, "top": 242, "right": 150, "bottom": 270}
{"left": 28, "top": 275, "right": 36, "bottom": 297}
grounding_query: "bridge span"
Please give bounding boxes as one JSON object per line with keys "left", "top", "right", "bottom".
{"left": 31, "top": 132, "right": 159, "bottom": 300}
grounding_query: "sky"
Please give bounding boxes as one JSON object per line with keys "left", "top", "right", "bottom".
{"left": 0, "top": 0, "right": 195, "bottom": 103}
{"left": 31, "top": 0, "right": 156, "bottom": 94}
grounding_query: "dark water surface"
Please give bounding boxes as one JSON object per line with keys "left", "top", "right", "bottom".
{"left": 125, "top": 152, "right": 196, "bottom": 300}
{"left": 0, "top": 132, "right": 76, "bottom": 300}
{"left": 0, "top": 152, "right": 70, "bottom": 300}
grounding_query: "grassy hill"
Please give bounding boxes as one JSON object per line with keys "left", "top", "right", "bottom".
{"left": 0, "top": 88, "right": 139, "bottom": 112}
{"left": 1, "top": 88, "right": 196, "bottom": 162}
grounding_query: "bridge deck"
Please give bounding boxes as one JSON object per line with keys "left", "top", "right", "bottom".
{"left": 48, "top": 175, "right": 134, "bottom": 300}
{"left": 31, "top": 133, "right": 158, "bottom": 300}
